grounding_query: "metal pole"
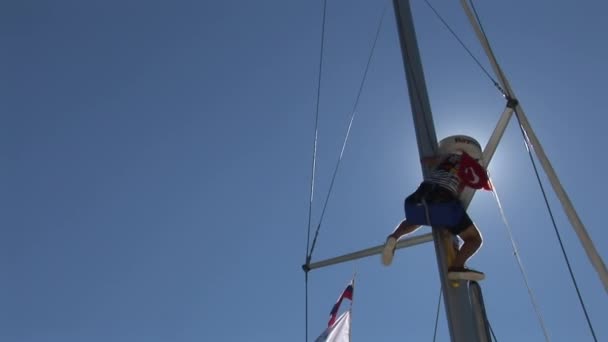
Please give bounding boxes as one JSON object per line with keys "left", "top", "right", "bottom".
{"left": 305, "top": 233, "right": 433, "bottom": 271}
{"left": 392, "top": 1, "right": 483, "bottom": 341}
{"left": 469, "top": 282, "right": 492, "bottom": 341}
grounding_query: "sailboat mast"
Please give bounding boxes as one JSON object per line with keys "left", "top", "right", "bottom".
{"left": 392, "top": 1, "right": 488, "bottom": 341}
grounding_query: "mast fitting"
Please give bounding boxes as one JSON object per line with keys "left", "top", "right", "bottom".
{"left": 506, "top": 97, "right": 519, "bottom": 109}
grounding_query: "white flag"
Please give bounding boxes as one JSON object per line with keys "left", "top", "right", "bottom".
{"left": 315, "top": 311, "right": 351, "bottom": 342}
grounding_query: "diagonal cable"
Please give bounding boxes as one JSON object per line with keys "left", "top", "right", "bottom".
{"left": 306, "top": 4, "right": 388, "bottom": 262}
{"left": 422, "top": 0, "right": 505, "bottom": 96}
{"left": 489, "top": 322, "right": 499, "bottom": 342}
{"left": 305, "top": 0, "right": 328, "bottom": 265}
{"left": 305, "top": 2, "right": 329, "bottom": 342}
{"left": 514, "top": 112, "right": 598, "bottom": 342}
{"left": 432, "top": 288, "right": 442, "bottom": 342}
{"left": 490, "top": 181, "right": 551, "bottom": 342}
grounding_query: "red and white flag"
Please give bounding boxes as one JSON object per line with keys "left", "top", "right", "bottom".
{"left": 315, "top": 280, "right": 354, "bottom": 342}
{"left": 458, "top": 152, "right": 492, "bottom": 191}
{"left": 327, "top": 281, "right": 353, "bottom": 327}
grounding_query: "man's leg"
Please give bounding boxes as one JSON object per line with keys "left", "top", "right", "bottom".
{"left": 382, "top": 219, "right": 422, "bottom": 266}
{"left": 452, "top": 224, "right": 482, "bottom": 267}
{"left": 390, "top": 219, "right": 422, "bottom": 239}
{"left": 448, "top": 223, "right": 484, "bottom": 280}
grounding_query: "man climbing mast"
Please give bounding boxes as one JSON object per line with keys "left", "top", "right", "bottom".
{"left": 381, "top": 135, "right": 492, "bottom": 281}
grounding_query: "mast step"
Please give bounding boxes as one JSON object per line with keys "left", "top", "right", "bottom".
{"left": 447, "top": 268, "right": 485, "bottom": 281}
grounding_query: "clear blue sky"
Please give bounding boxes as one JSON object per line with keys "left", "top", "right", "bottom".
{"left": 3, "top": 0, "right": 607, "bottom": 341}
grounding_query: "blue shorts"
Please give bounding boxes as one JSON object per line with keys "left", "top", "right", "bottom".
{"left": 404, "top": 182, "right": 473, "bottom": 235}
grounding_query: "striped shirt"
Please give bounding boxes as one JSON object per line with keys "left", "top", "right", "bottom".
{"left": 424, "top": 154, "right": 461, "bottom": 195}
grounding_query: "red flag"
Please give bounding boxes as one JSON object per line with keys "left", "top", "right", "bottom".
{"left": 327, "top": 281, "right": 354, "bottom": 327}
{"left": 458, "top": 152, "right": 492, "bottom": 190}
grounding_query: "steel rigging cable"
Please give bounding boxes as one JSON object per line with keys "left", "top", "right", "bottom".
{"left": 304, "top": 2, "right": 388, "bottom": 340}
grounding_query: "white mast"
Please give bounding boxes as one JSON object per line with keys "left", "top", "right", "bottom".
{"left": 392, "top": 1, "right": 490, "bottom": 340}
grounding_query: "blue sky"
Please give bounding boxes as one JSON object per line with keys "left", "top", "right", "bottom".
{"left": 2, "top": 0, "right": 607, "bottom": 341}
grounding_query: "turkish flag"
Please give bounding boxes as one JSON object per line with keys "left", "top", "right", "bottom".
{"left": 459, "top": 152, "right": 492, "bottom": 191}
